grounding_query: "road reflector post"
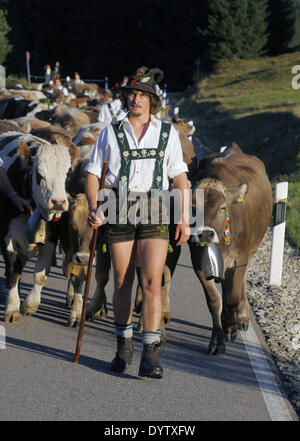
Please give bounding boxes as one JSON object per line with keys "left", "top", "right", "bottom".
{"left": 269, "top": 182, "right": 288, "bottom": 286}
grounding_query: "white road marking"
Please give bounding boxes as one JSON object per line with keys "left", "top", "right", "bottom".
{"left": 241, "top": 321, "right": 294, "bottom": 421}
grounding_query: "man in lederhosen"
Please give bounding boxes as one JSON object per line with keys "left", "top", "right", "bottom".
{"left": 85, "top": 66, "right": 190, "bottom": 379}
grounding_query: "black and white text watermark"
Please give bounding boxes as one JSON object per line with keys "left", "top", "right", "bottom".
{"left": 95, "top": 186, "right": 204, "bottom": 229}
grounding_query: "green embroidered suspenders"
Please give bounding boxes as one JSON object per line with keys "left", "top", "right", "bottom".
{"left": 108, "top": 103, "right": 122, "bottom": 123}
{"left": 112, "top": 120, "right": 171, "bottom": 195}
{"left": 111, "top": 121, "right": 171, "bottom": 224}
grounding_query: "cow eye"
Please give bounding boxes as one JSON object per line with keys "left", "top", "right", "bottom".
{"left": 36, "top": 171, "right": 43, "bottom": 185}
{"left": 220, "top": 205, "right": 226, "bottom": 211}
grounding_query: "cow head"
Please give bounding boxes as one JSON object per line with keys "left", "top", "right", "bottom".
{"left": 191, "top": 177, "right": 248, "bottom": 246}
{"left": 19, "top": 141, "right": 79, "bottom": 221}
{"left": 68, "top": 194, "right": 93, "bottom": 266}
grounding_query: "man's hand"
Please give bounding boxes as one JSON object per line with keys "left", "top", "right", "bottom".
{"left": 88, "top": 208, "right": 104, "bottom": 229}
{"left": 11, "top": 193, "right": 33, "bottom": 214}
{"left": 175, "top": 219, "right": 190, "bottom": 246}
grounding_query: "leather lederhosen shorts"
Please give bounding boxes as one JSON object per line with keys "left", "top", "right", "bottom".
{"left": 104, "top": 190, "right": 169, "bottom": 244}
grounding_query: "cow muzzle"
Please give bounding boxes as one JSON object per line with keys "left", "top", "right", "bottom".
{"left": 49, "top": 198, "right": 68, "bottom": 212}
{"left": 191, "top": 226, "right": 219, "bottom": 246}
{"left": 72, "top": 252, "right": 90, "bottom": 266}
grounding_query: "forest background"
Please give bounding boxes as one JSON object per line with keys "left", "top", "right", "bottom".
{"left": 0, "top": 0, "right": 298, "bottom": 90}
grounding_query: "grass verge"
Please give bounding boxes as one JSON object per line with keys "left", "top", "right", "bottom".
{"left": 175, "top": 52, "right": 300, "bottom": 249}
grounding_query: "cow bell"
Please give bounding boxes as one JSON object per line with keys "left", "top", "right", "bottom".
{"left": 200, "top": 244, "right": 224, "bottom": 282}
{"left": 26, "top": 208, "right": 47, "bottom": 245}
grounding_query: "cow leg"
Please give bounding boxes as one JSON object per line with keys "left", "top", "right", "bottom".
{"left": 86, "top": 248, "right": 110, "bottom": 321}
{"left": 189, "top": 244, "right": 225, "bottom": 354}
{"left": 4, "top": 239, "right": 28, "bottom": 323}
{"left": 221, "top": 265, "right": 249, "bottom": 340}
{"left": 66, "top": 279, "right": 75, "bottom": 307}
{"left": 21, "top": 241, "right": 55, "bottom": 316}
{"left": 201, "top": 279, "right": 225, "bottom": 355}
{"left": 67, "top": 271, "right": 85, "bottom": 327}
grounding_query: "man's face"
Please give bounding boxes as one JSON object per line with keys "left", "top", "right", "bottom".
{"left": 127, "top": 90, "right": 150, "bottom": 117}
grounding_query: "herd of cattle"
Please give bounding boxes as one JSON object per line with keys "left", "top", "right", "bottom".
{"left": 0, "top": 79, "right": 273, "bottom": 355}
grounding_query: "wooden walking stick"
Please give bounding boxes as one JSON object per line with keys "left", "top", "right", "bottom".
{"left": 74, "top": 160, "right": 108, "bottom": 363}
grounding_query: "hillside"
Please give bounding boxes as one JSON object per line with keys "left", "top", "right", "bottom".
{"left": 174, "top": 52, "right": 300, "bottom": 249}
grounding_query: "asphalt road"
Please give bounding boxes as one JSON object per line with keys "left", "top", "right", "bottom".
{"left": 0, "top": 243, "right": 297, "bottom": 422}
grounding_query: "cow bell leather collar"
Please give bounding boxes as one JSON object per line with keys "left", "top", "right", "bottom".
{"left": 224, "top": 207, "right": 231, "bottom": 245}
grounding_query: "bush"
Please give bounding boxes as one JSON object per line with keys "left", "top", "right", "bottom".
{"left": 0, "top": 9, "right": 12, "bottom": 65}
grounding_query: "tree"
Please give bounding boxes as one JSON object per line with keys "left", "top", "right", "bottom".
{"left": 267, "top": 0, "right": 296, "bottom": 54}
{"left": 0, "top": 8, "right": 12, "bottom": 65}
{"left": 205, "top": 0, "right": 269, "bottom": 63}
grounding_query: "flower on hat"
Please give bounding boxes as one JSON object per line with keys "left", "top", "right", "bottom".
{"left": 133, "top": 71, "right": 147, "bottom": 83}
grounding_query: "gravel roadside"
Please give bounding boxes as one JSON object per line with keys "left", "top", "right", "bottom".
{"left": 247, "top": 228, "right": 300, "bottom": 418}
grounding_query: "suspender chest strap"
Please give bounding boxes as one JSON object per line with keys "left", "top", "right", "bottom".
{"left": 108, "top": 103, "right": 122, "bottom": 123}
{"left": 112, "top": 121, "right": 171, "bottom": 192}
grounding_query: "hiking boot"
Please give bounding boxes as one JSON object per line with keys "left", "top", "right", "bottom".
{"left": 110, "top": 336, "right": 133, "bottom": 373}
{"left": 138, "top": 341, "right": 163, "bottom": 379}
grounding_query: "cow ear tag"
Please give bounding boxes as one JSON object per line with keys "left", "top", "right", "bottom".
{"left": 224, "top": 207, "right": 231, "bottom": 245}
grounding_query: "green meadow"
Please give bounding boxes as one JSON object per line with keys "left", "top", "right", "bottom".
{"left": 175, "top": 52, "right": 300, "bottom": 249}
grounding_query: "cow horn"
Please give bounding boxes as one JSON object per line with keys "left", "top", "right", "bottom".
{"left": 147, "top": 68, "right": 164, "bottom": 83}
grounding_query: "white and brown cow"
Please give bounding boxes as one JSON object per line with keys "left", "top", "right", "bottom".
{"left": 1, "top": 133, "right": 80, "bottom": 322}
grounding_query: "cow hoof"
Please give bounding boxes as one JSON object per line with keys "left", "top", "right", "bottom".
{"left": 99, "top": 305, "right": 107, "bottom": 318}
{"left": 21, "top": 304, "right": 38, "bottom": 316}
{"left": 238, "top": 322, "right": 248, "bottom": 331}
{"left": 164, "top": 312, "right": 171, "bottom": 324}
{"left": 208, "top": 343, "right": 226, "bottom": 356}
{"left": 208, "top": 333, "right": 226, "bottom": 355}
{"left": 225, "top": 329, "right": 238, "bottom": 342}
{"left": 4, "top": 310, "right": 20, "bottom": 323}
{"left": 86, "top": 305, "right": 107, "bottom": 321}
{"left": 67, "top": 318, "right": 78, "bottom": 328}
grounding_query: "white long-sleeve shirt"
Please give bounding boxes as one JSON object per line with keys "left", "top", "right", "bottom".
{"left": 98, "top": 99, "right": 127, "bottom": 124}
{"left": 85, "top": 115, "right": 188, "bottom": 192}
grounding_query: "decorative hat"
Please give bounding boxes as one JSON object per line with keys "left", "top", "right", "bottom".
{"left": 122, "top": 66, "right": 164, "bottom": 97}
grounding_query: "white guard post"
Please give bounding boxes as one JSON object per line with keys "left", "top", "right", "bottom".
{"left": 269, "top": 182, "right": 288, "bottom": 286}
{"left": 0, "top": 65, "right": 5, "bottom": 89}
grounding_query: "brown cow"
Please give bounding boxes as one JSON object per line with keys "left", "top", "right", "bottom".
{"left": 51, "top": 107, "right": 91, "bottom": 138}
{"left": 62, "top": 152, "right": 109, "bottom": 326}
{"left": 171, "top": 116, "right": 196, "bottom": 166}
{"left": 61, "top": 193, "right": 109, "bottom": 326}
{"left": 164, "top": 142, "right": 272, "bottom": 354}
